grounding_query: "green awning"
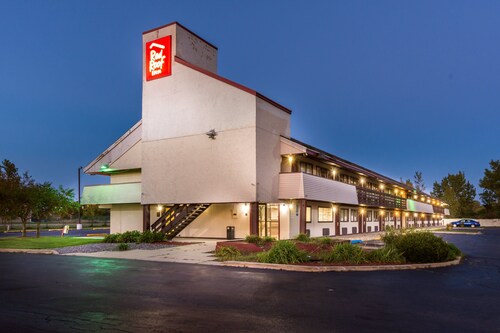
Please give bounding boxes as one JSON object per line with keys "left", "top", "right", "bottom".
{"left": 81, "top": 183, "right": 141, "bottom": 205}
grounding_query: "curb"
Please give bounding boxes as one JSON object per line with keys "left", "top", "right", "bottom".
{"left": 0, "top": 248, "right": 58, "bottom": 255}
{"left": 221, "top": 257, "right": 462, "bottom": 272}
{"left": 433, "top": 231, "right": 481, "bottom": 235}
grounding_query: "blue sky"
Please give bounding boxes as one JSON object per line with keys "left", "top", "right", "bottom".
{"left": 0, "top": 0, "right": 498, "bottom": 198}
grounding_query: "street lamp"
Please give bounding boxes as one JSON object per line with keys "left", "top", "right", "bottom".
{"left": 77, "top": 166, "right": 83, "bottom": 230}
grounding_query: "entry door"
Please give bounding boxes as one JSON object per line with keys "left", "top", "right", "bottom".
{"left": 258, "top": 204, "right": 279, "bottom": 239}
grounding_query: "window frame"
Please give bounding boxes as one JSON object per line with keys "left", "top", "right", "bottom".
{"left": 318, "top": 206, "right": 333, "bottom": 223}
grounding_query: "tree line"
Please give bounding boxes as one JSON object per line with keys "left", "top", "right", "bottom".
{"left": 407, "top": 160, "right": 500, "bottom": 218}
{"left": 0, "top": 159, "right": 79, "bottom": 237}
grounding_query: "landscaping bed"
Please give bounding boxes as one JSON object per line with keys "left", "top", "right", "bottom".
{"left": 215, "top": 230, "right": 462, "bottom": 267}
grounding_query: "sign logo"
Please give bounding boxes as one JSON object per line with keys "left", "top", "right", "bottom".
{"left": 146, "top": 36, "right": 172, "bottom": 81}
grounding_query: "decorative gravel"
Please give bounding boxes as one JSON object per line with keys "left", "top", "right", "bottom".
{"left": 55, "top": 243, "right": 179, "bottom": 254}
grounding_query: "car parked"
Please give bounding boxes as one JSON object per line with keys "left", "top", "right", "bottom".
{"left": 451, "top": 219, "right": 481, "bottom": 228}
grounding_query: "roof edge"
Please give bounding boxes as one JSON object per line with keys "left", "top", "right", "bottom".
{"left": 142, "top": 21, "right": 218, "bottom": 50}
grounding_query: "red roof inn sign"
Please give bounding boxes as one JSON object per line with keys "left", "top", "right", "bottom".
{"left": 146, "top": 36, "right": 172, "bottom": 81}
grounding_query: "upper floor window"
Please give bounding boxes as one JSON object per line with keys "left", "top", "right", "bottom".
{"left": 300, "top": 162, "right": 313, "bottom": 174}
{"left": 339, "top": 174, "right": 349, "bottom": 184}
{"left": 316, "top": 166, "right": 330, "bottom": 179}
{"left": 366, "top": 210, "right": 373, "bottom": 222}
{"left": 349, "top": 176, "right": 359, "bottom": 186}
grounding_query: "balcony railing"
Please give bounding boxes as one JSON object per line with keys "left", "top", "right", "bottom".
{"left": 356, "top": 186, "right": 406, "bottom": 209}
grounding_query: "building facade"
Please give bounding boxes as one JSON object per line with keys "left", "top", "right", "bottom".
{"left": 81, "top": 22, "right": 449, "bottom": 239}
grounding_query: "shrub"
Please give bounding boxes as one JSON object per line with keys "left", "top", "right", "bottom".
{"left": 257, "top": 240, "right": 309, "bottom": 264}
{"left": 139, "top": 230, "right": 165, "bottom": 243}
{"left": 392, "top": 231, "right": 456, "bottom": 263}
{"left": 245, "top": 235, "right": 262, "bottom": 244}
{"left": 446, "top": 224, "right": 453, "bottom": 231}
{"left": 366, "top": 246, "right": 405, "bottom": 264}
{"left": 315, "top": 237, "right": 333, "bottom": 245}
{"left": 103, "top": 233, "right": 120, "bottom": 243}
{"left": 215, "top": 246, "right": 241, "bottom": 261}
{"left": 322, "top": 243, "right": 367, "bottom": 264}
{"left": 116, "top": 230, "right": 141, "bottom": 243}
{"left": 294, "top": 233, "right": 311, "bottom": 242}
{"left": 446, "top": 242, "right": 462, "bottom": 260}
{"left": 117, "top": 243, "right": 129, "bottom": 251}
{"left": 261, "top": 236, "right": 276, "bottom": 244}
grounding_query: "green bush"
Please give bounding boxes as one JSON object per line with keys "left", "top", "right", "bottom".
{"left": 245, "top": 235, "right": 262, "bottom": 244}
{"left": 314, "top": 237, "right": 333, "bottom": 245}
{"left": 366, "top": 246, "right": 406, "bottom": 264}
{"left": 215, "top": 246, "right": 241, "bottom": 261}
{"left": 322, "top": 243, "right": 367, "bottom": 264}
{"left": 117, "top": 243, "right": 129, "bottom": 251}
{"left": 391, "top": 231, "right": 457, "bottom": 263}
{"left": 118, "top": 230, "right": 141, "bottom": 243}
{"left": 103, "top": 233, "right": 120, "bottom": 243}
{"left": 446, "top": 242, "right": 462, "bottom": 260}
{"left": 294, "top": 233, "right": 311, "bottom": 242}
{"left": 446, "top": 224, "right": 453, "bottom": 231}
{"left": 257, "top": 240, "right": 309, "bottom": 264}
{"left": 139, "top": 230, "right": 165, "bottom": 243}
{"left": 261, "top": 236, "right": 276, "bottom": 244}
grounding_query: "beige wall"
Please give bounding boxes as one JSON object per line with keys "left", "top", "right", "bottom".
{"left": 110, "top": 141, "right": 142, "bottom": 171}
{"left": 110, "top": 204, "right": 143, "bottom": 234}
{"left": 141, "top": 50, "right": 259, "bottom": 205}
{"left": 110, "top": 171, "right": 142, "bottom": 184}
{"left": 256, "top": 97, "right": 290, "bottom": 203}
{"left": 178, "top": 203, "right": 250, "bottom": 238}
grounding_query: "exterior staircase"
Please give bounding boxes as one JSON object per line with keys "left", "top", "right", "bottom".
{"left": 151, "top": 204, "right": 211, "bottom": 240}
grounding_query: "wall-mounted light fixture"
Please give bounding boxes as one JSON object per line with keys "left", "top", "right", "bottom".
{"left": 206, "top": 129, "right": 217, "bottom": 140}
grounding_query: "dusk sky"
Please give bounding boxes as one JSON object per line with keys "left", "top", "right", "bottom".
{"left": 0, "top": 1, "right": 498, "bottom": 198}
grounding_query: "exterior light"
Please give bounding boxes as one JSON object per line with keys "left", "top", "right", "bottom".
{"left": 380, "top": 184, "right": 385, "bottom": 190}
{"left": 360, "top": 178, "right": 365, "bottom": 185}
{"left": 157, "top": 205, "right": 163, "bottom": 211}
{"left": 332, "top": 205, "right": 337, "bottom": 213}
{"left": 421, "top": 213, "right": 425, "bottom": 217}
{"left": 332, "top": 169, "right": 337, "bottom": 176}
{"left": 414, "top": 213, "right": 418, "bottom": 217}
{"left": 394, "top": 189, "right": 399, "bottom": 195}
{"left": 427, "top": 199, "right": 431, "bottom": 203}
{"left": 405, "top": 212, "right": 409, "bottom": 217}
{"left": 288, "top": 155, "right": 293, "bottom": 163}
{"left": 395, "top": 211, "right": 399, "bottom": 216}
{"left": 360, "top": 208, "right": 365, "bottom": 214}
{"left": 380, "top": 210, "right": 385, "bottom": 216}
{"left": 413, "top": 195, "right": 418, "bottom": 199}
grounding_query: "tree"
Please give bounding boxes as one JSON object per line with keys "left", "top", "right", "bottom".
{"left": 54, "top": 186, "right": 79, "bottom": 220}
{"left": 414, "top": 171, "right": 426, "bottom": 192}
{"left": 479, "top": 160, "right": 500, "bottom": 217}
{"left": 0, "top": 160, "right": 20, "bottom": 230}
{"left": 405, "top": 179, "right": 414, "bottom": 188}
{"left": 432, "top": 172, "right": 476, "bottom": 218}
{"left": 12, "top": 172, "right": 37, "bottom": 237}
{"left": 31, "top": 183, "right": 61, "bottom": 238}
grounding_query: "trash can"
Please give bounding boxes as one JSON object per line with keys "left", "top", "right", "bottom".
{"left": 226, "top": 226, "right": 235, "bottom": 240}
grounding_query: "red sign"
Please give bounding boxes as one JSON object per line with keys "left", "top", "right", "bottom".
{"left": 145, "top": 36, "right": 172, "bottom": 81}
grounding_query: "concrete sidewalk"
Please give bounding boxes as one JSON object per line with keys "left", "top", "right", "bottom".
{"left": 63, "top": 239, "right": 223, "bottom": 266}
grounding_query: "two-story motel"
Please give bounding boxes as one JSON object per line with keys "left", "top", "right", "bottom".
{"left": 81, "top": 22, "right": 449, "bottom": 239}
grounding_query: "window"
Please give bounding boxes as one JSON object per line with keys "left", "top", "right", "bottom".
{"left": 340, "top": 208, "right": 349, "bottom": 222}
{"left": 300, "top": 162, "right": 313, "bottom": 174}
{"left": 349, "top": 176, "right": 359, "bottom": 186}
{"left": 374, "top": 212, "right": 379, "bottom": 222}
{"left": 366, "top": 210, "right": 373, "bottom": 222}
{"left": 350, "top": 209, "right": 358, "bottom": 222}
{"left": 316, "top": 166, "right": 330, "bottom": 179}
{"left": 318, "top": 207, "right": 333, "bottom": 222}
{"left": 306, "top": 206, "right": 311, "bottom": 223}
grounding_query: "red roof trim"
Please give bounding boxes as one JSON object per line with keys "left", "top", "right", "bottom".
{"left": 174, "top": 56, "right": 292, "bottom": 115}
{"left": 142, "top": 21, "right": 218, "bottom": 50}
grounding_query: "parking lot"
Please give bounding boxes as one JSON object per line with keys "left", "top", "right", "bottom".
{"left": 0, "top": 229, "right": 498, "bottom": 332}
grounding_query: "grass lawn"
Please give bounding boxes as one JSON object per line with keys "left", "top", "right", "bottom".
{"left": 0, "top": 236, "right": 103, "bottom": 249}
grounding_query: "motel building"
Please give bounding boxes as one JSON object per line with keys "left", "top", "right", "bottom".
{"left": 81, "top": 22, "right": 450, "bottom": 240}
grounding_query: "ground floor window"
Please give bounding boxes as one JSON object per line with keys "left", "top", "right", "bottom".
{"left": 318, "top": 207, "right": 333, "bottom": 222}
{"left": 306, "top": 206, "right": 311, "bottom": 223}
{"left": 350, "top": 209, "right": 358, "bottom": 222}
{"left": 366, "top": 210, "right": 373, "bottom": 222}
{"left": 340, "top": 208, "right": 349, "bottom": 222}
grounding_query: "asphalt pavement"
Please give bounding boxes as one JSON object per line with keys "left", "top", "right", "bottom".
{"left": 0, "top": 229, "right": 499, "bottom": 332}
